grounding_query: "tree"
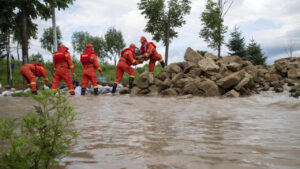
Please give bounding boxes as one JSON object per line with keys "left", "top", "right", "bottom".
{"left": 244, "top": 39, "right": 266, "bottom": 65}
{"left": 30, "top": 52, "right": 44, "bottom": 62}
{"left": 6, "top": 0, "right": 74, "bottom": 65}
{"left": 104, "top": 27, "right": 125, "bottom": 66}
{"left": 40, "top": 26, "right": 62, "bottom": 53}
{"left": 72, "top": 31, "right": 108, "bottom": 63}
{"left": 227, "top": 26, "right": 247, "bottom": 58}
{"left": 138, "top": 0, "right": 191, "bottom": 65}
{"left": 197, "top": 50, "right": 208, "bottom": 56}
{"left": 200, "top": 0, "right": 233, "bottom": 57}
{"left": 0, "top": 32, "right": 6, "bottom": 59}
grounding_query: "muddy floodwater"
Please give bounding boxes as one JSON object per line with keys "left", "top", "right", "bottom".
{"left": 1, "top": 92, "right": 300, "bottom": 169}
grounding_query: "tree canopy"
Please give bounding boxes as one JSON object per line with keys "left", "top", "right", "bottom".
{"left": 138, "top": 0, "right": 191, "bottom": 65}
{"left": 40, "top": 26, "right": 62, "bottom": 54}
{"left": 104, "top": 27, "right": 125, "bottom": 66}
{"left": 244, "top": 39, "right": 266, "bottom": 65}
{"left": 227, "top": 26, "right": 247, "bottom": 59}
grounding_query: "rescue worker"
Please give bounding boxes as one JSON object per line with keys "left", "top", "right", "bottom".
{"left": 80, "top": 43, "right": 103, "bottom": 95}
{"left": 51, "top": 44, "right": 75, "bottom": 95}
{"left": 139, "top": 36, "right": 165, "bottom": 72}
{"left": 112, "top": 43, "right": 141, "bottom": 94}
{"left": 20, "top": 63, "right": 49, "bottom": 95}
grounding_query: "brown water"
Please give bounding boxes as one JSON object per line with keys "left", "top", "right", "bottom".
{"left": 1, "top": 92, "right": 300, "bottom": 169}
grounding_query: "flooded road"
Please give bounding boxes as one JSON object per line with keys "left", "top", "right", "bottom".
{"left": 1, "top": 92, "right": 300, "bottom": 169}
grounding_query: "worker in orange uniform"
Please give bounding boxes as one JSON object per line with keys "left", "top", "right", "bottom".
{"left": 139, "top": 36, "right": 165, "bottom": 72}
{"left": 112, "top": 43, "right": 142, "bottom": 94}
{"left": 80, "top": 43, "right": 103, "bottom": 95}
{"left": 51, "top": 44, "right": 75, "bottom": 95}
{"left": 20, "top": 63, "right": 49, "bottom": 95}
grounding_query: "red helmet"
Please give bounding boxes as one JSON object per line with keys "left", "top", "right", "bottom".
{"left": 140, "top": 36, "right": 147, "bottom": 43}
{"left": 130, "top": 43, "right": 136, "bottom": 49}
{"left": 86, "top": 43, "right": 94, "bottom": 48}
{"left": 59, "top": 44, "right": 66, "bottom": 48}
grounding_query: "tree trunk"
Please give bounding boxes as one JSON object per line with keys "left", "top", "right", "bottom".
{"left": 20, "top": 6, "right": 29, "bottom": 65}
{"left": 114, "top": 55, "right": 116, "bottom": 66}
{"left": 6, "top": 32, "right": 10, "bottom": 84}
{"left": 165, "top": 9, "right": 171, "bottom": 66}
{"left": 17, "top": 43, "right": 20, "bottom": 60}
{"left": 52, "top": 7, "right": 57, "bottom": 53}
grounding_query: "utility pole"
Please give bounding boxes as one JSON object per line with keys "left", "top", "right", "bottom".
{"left": 52, "top": 7, "right": 57, "bottom": 53}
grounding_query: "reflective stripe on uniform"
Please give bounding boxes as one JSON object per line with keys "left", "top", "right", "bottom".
{"left": 130, "top": 75, "right": 135, "bottom": 78}
{"left": 70, "top": 65, "right": 74, "bottom": 68}
{"left": 69, "top": 89, "right": 74, "bottom": 92}
{"left": 145, "top": 53, "right": 149, "bottom": 57}
{"left": 82, "top": 55, "right": 88, "bottom": 57}
{"left": 132, "top": 59, "right": 136, "bottom": 64}
{"left": 114, "top": 81, "right": 119, "bottom": 84}
{"left": 97, "top": 67, "right": 101, "bottom": 70}
{"left": 160, "top": 58, "right": 164, "bottom": 62}
{"left": 93, "top": 86, "right": 98, "bottom": 88}
{"left": 31, "top": 82, "right": 36, "bottom": 85}
{"left": 45, "top": 78, "right": 49, "bottom": 80}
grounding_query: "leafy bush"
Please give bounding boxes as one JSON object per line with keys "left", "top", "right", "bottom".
{"left": 0, "top": 91, "right": 79, "bottom": 169}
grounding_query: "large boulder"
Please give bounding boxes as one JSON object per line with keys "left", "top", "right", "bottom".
{"left": 160, "top": 78, "right": 172, "bottom": 90}
{"left": 172, "top": 72, "right": 184, "bottom": 83}
{"left": 288, "top": 68, "right": 300, "bottom": 79}
{"left": 184, "top": 47, "right": 204, "bottom": 63}
{"left": 195, "top": 78, "right": 220, "bottom": 96}
{"left": 148, "top": 85, "right": 159, "bottom": 96}
{"left": 218, "top": 55, "right": 243, "bottom": 65}
{"left": 164, "top": 63, "right": 182, "bottom": 74}
{"left": 137, "top": 72, "right": 154, "bottom": 89}
{"left": 234, "top": 73, "right": 252, "bottom": 91}
{"left": 227, "top": 62, "right": 242, "bottom": 72}
{"left": 161, "top": 88, "right": 178, "bottom": 96}
{"left": 155, "top": 72, "right": 170, "bottom": 81}
{"left": 216, "top": 70, "right": 246, "bottom": 89}
{"left": 198, "top": 57, "right": 219, "bottom": 72}
{"left": 174, "top": 77, "right": 194, "bottom": 88}
{"left": 223, "top": 89, "right": 240, "bottom": 97}
{"left": 204, "top": 53, "right": 218, "bottom": 60}
{"left": 119, "top": 88, "right": 131, "bottom": 94}
{"left": 183, "top": 61, "right": 198, "bottom": 73}
{"left": 183, "top": 82, "right": 199, "bottom": 95}
{"left": 186, "top": 67, "right": 202, "bottom": 78}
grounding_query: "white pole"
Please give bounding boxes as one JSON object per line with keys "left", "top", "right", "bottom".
{"left": 52, "top": 7, "right": 57, "bottom": 53}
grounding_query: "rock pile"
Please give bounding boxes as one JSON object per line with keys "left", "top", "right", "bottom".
{"left": 133, "top": 47, "right": 300, "bottom": 97}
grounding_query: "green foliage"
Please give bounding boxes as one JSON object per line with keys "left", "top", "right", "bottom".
{"left": 71, "top": 31, "right": 107, "bottom": 64}
{"left": 0, "top": 31, "right": 6, "bottom": 59}
{"left": 0, "top": 91, "right": 79, "bottom": 169}
{"left": 200, "top": 0, "right": 227, "bottom": 57}
{"left": 227, "top": 26, "right": 247, "bottom": 58}
{"left": 196, "top": 50, "right": 208, "bottom": 56}
{"left": 29, "top": 52, "right": 44, "bottom": 62}
{"left": 138, "top": 0, "right": 191, "bottom": 64}
{"left": 104, "top": 27, "right": 126, "bottom": 66}
{"left": 40, "top": 26, "right": 62, "bottom": 53}
{"left": 244, "top": 39, "right": 266, "bottom": 65}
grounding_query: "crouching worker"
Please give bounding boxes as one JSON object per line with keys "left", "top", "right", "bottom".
{"left": 112, "top": 43, "right": 142, "bottom": 94}
{"left": 20, "top": 63, "right": 49, "bottom": 95}
{"left": 80, "top": 43, "right": 103, "bottom": 95}
{"left": 51, "top": 44, "right": 76, "bottom": 95}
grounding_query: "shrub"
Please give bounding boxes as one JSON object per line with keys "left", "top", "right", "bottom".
{"left": 0, "top": 91, "right": 79, "bottom": 169}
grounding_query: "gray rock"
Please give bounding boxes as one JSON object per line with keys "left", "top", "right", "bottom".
{"left": 161, "top": 88, "right": 178, "bottom": 96}
{"left": 216, "top": 70, "right": 246, "bottom": 89}
{"left": 184, "top": 47, "right": 204, "bottom": 63}
{"left": 223, "top": 89, "right": 240, "bottom": 97}
{"left": 198, "top": 57, "right": 219, "bottom": 72}
{"left": 137, "top": 72, "right": 154, "bottom": 89}
{"left": 164, "top": 63, "right": 182, "bottom": 74}
{"left": 195, "top": 78, "right": 220, "bottom": 96}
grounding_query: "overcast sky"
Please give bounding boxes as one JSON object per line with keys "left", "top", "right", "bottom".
{"left": 15, "top": 0, "right": 300, "bottom": 65}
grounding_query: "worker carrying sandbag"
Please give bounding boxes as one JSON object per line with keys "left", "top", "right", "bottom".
{"left": 139, "top": 36, "right": 165, "bottom": 72}
{"left": 51, "top": 44, "right": 75, "bottom": 95}
{"left": 20, "top": 63, "right": 48, "bottom": 95}
{"left": 112, "top": 43, "right": 142, "bottom": 94}
{"left": 80, "top": 43, "right": 103, "bottom": 95}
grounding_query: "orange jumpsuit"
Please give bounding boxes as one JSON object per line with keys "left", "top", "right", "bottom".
{"left": 140, "top": 41, "right": 164, "bottom": 72}
{"left": 20, "top": 63, "right": 48, "bottom": 92}
{"left": 51, "top": 46, "right": 75, "bottom": 95}
{"left": 80, "top": 48, "right": 102, "bottom": 89}
{"left": 115, "top": 48, "right": 139, "bottom": 84}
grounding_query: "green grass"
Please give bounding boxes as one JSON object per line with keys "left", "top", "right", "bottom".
{"left": 0, "top": 59, "right": 163, "bottom": 88}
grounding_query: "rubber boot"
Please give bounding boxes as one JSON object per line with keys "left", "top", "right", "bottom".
{"left": 129, "top": 77, "right": 134, "bottom": 89}
{"left": 160, "top": 61, "right": 165, "bottom": 68}
{"left": 81, "top": 88, "right": 86, "bottom": 95}
{"left": 112, "top": 83, "right": 117, "bottom": 94}
{"left": 32, "top": 91, "right": 38, "bottom": 95}
{"left": 94, "top": 88, "right": 99, "bottom": 95}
